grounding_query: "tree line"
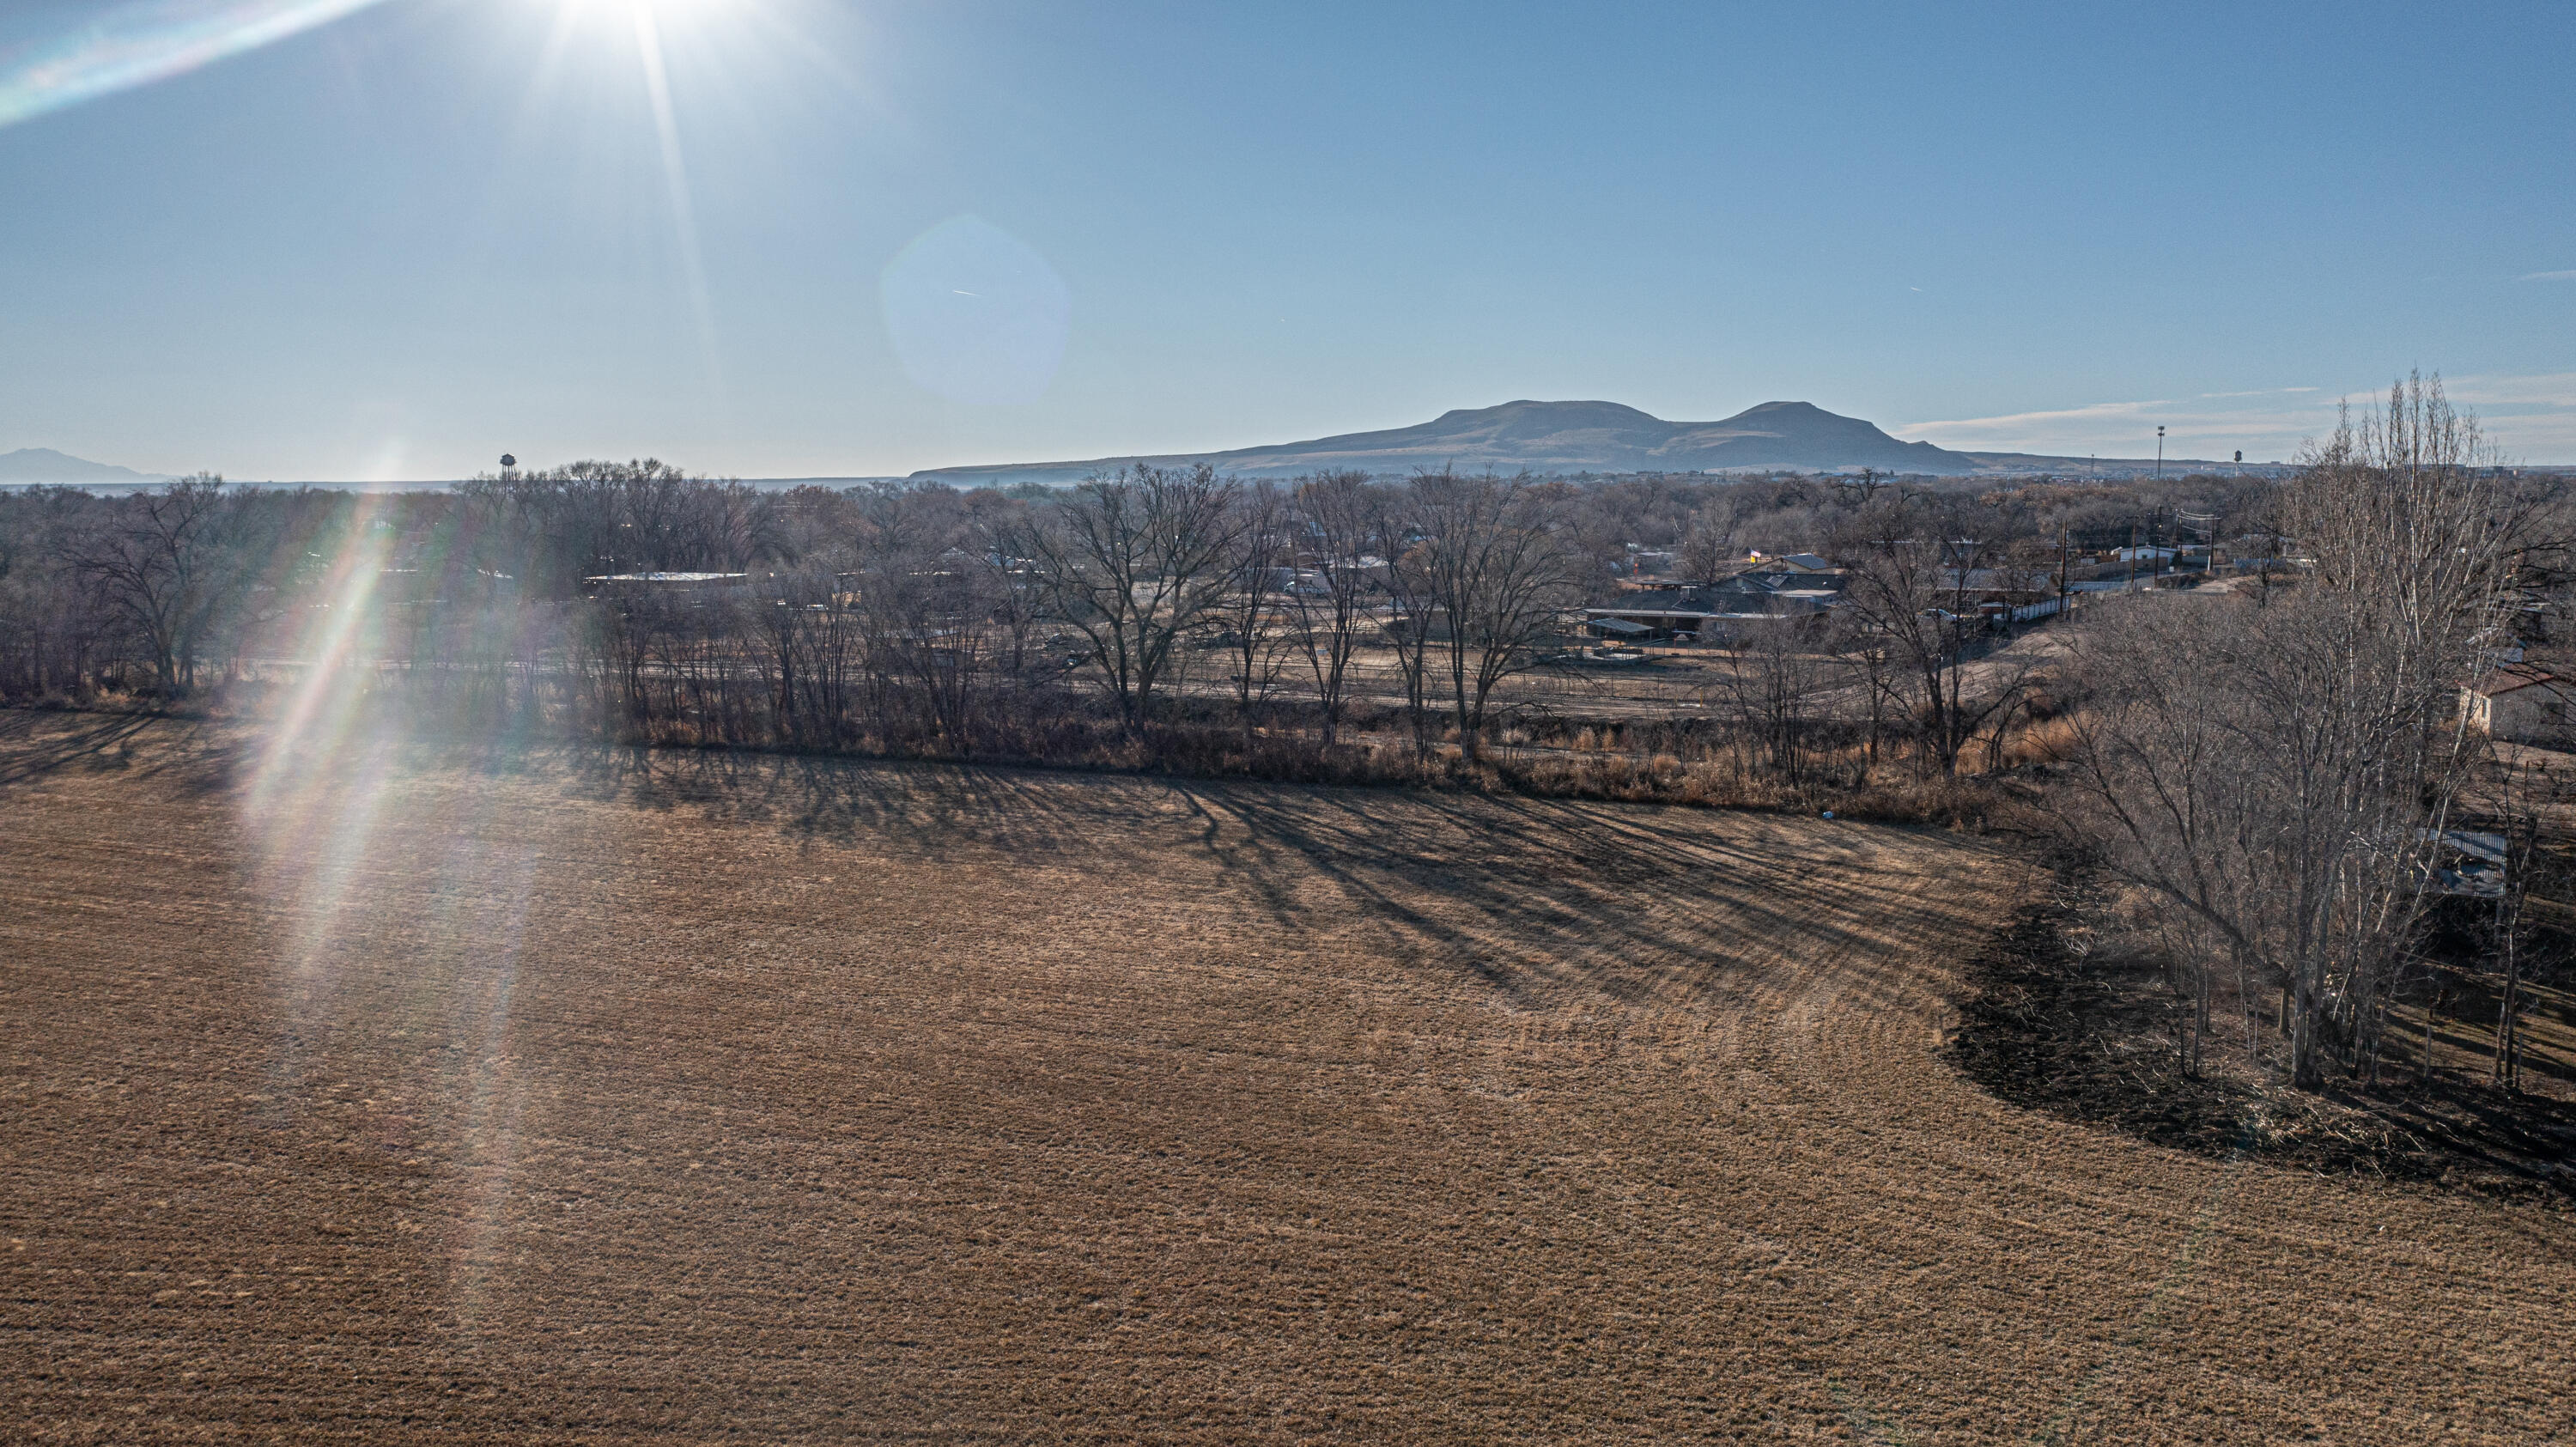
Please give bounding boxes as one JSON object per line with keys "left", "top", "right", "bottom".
{"left": 0, "top": 462, "right": 1603, "bottom": 764}
{"left": 0, "top": 454, "right": 2148, "bottom": 783}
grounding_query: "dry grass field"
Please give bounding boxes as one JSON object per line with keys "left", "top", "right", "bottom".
{"left": 3, "top": 711, "right": 2571, "bottom": 1444}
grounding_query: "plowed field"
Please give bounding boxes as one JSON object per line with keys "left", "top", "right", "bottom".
{"left": 3, "top": 715, "right": 2570, "bottom": 1443}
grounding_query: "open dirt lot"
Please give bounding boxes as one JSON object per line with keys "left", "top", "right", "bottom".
{"left": 3, "top": 713, "right": 2571, "bottom": 1443}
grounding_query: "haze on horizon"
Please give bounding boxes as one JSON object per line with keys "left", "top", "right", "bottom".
{"left": 2, "top": 0, "right": 2571, "bottom": 482}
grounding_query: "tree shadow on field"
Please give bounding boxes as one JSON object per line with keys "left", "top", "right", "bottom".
{"left": 1947, "top": 871, "right": 2576, "bottom": 1207}
{"left": 0, "top": 708, "right": 240, "bottom": 792}
{"left": 437, "top": 736, "right": 2016, "bottom": 1019}
{"left": 558, "top": 745, "right": 1176, "bottom": 866}
{"left": 1169, "top": 777, "right": 2014, "bottom": 1016}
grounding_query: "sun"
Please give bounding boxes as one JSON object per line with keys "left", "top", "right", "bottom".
{"left": 559, "top": 0, "right": 739, "bottom": 25}
{"left": 544, "top": 0, "right": 755, "bottom": 63}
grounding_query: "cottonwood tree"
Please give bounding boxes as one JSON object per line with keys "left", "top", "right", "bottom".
{"left": 1372, "top": 488, "right": 1443, "bottom": 758}
{"left": 1679, "top": 489, "right": 1758, "bottom": 583}
{"left": 1211, "top": 482, "right": 1298, "bottom": 743}
{"left": 1831, "top": 495, "right": 2032, "bottom": 775}
{"left": 1285, "top": 470, "right": 1379, "bottom": 747}
{"left": 1411, "top": 471, "right": 1586, "bottom": 765}
{"left": 1012, "top": 464, "right": 1240, "bottom": 732}
{"left": 743, "top": 562, "right": 859, "bottom": 747}
{"left": 60, "top": 476, "right": 238, "bottom": 696}
{"left": 2056, "top": 375, "right": 2535, "bottom": 1089}
{"left": 885, "top": 562, "right": 999, "bottom": 750}
{"left": 1830, "top": 467, "right": 1893, "bottom": 512}
{"left": 0, "top": 489, "right": 113, "bottom": 700}
{"left": 459, "top": 461, "right": 789, "bottom": 597}
{"left": 2476, "top": 758, "right": 2558, "bottom": 1093}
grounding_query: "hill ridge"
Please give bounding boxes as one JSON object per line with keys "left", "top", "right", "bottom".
{"left": 907, "top": 398, "right": 2092, "bottom": 485}
{"left": 0, "top": 447, "right": 160, "bottom": 484}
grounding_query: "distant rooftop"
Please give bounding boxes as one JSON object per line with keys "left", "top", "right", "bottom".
{"left": 581, "top": 571, "right": 746, "bottom": 585}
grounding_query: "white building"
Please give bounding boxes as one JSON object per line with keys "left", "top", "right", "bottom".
{"left": 2462, "top": 666, "right": 2575, "bottom": 745}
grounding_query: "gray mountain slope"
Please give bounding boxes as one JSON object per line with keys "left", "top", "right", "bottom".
{"left": 0, "top": 448, "right": 159, "bottom": 483}
{"left": 909, "top": 399, "right": 2000, "bottom": 485}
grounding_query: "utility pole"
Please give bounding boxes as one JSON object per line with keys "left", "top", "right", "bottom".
{"left": 2057, "top": 520, "right": 2069, "bottom": 615}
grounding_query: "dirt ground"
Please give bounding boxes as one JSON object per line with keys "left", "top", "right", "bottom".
{"left": 3, "top": 711, "right": 2572, "bottom": 1444}
{"left": 1227, "top": 625, "right": 2074, "bottom": 727}
{"left": 1949, "top": 870, "right": 2576, "bottom": 1204}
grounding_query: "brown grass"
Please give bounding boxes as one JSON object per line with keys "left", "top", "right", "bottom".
{"left": 3, "top": 713, "right": 2572, "bottom": 1443}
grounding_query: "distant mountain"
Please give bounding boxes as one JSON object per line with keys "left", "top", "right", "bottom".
{"left": 906, "top": 399, "right": 2207, "bottom": 485}
{"left": 0, "top": 448, "right": 161, "bottom": 484}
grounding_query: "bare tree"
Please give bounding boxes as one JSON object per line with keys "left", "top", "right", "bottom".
{"left": 0, "top": 489, "right": 114, "bottom": 701}
{"left": 2055, "top": 374, "right": 2532, "bottom": 1089}
{"left": 1412, "top": 471, "right": 1585, "bottom": 765}
{"left": 60, "top": 476, "right": 235, "bottom": 696}
{"left": 1012, "top": 464, "right": 1240, "bottom": 732}
{"left": 1211, "top": 482, "right": 1297, "bottom": 743}
{"left": 1829, "top": 467, "right": 1891, "bottom": 512}
{"left": 1372, "top": 489, "right": 1442, "bottom": 759}
{"left": 1831, "top": 494, "right": 2030, "bottom": 775}
{"left": 744, "top": 562, "right": 863, "bottom": 747}
{"left": 1285, "top": 471, "right": 1379, "bottom": 747}
{"left": 1679, "top": 489, "right": 1753, "bottom": 583}
{"left": 2477, "top": 757, "right": 2557, "bottom": 1093}
{"left": 1706, "top": 613, "right": 1834, "bottom": 788}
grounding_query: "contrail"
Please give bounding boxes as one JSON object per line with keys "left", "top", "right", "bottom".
{"left": 0, "top": 0, "right": 394, "bottom": 131}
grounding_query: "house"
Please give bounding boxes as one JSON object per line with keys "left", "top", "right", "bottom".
{"left": 1584, "top": 616, "right": 1656, "bottom": 641}
{"left": 1581, "top": 578, "right": 1832, "bottom": 644}
{"left": 1746, "top": 551, "right": 1836, "bottom": 574}
{"left": 2462, "top": 666, "right": 2576, "bottom": 745}
{"left": 580, "top": 571, "right": 747, "bottom": 592}
{"left": 1738, "top": 568, "right": 1846, "bottom": 606}
{"left": 1932, "top": 568, "right": 2057, "bottom": 606}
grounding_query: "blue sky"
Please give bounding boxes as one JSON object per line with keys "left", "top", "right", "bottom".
{"left": 3, "top": 0, "right": 2571, "bottom": 479}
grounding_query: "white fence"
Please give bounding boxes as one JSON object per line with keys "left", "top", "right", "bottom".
{"left": 2007, "top": 594, "right": 2074, "bottom": 623}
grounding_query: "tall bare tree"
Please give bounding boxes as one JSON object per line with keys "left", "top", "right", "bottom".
{"left": 1832, "top": 494, "right": 2030, "bottom": 775}
{"left": 1679, "top": 490, "right": 1753, "bottom": 583}
{"left": 1012, "top": 464, "right": 1240, "bottom": 732}
{"left": 60, "top": 475, "right": 235, "bottom": 696}
{"left": 1285, "top": 471, "right": 1379, "bottom": 747}
{"left": 1412, "top": 471, "right": 1585, "bottom": 765}
{"left": 2057, "top": 374, "right": 2533, "bottom": 1089}
{"left": 1706, "top": 611, "right": 1834, "bottom": 788}
{"left": 1211, "top": 482, "right": 1297, "bottom": 743}
{"left": 1373, "top": 489, "right": 1442, "bottom": 758}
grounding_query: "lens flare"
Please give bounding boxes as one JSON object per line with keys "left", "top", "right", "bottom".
{"left": 881, "top": 216, "right": 1073, "bottom": 406}
{"left": 234, "top": 490, "right": 550, "bottom": 1335}
{"left": 0, "top": 0, "right": 393, "bottom": 131}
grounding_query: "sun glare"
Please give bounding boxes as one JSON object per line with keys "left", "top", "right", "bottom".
{"left": 562, "top": 0, "right": 736, "bottom": 23}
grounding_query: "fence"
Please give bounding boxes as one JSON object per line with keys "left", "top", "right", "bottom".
{"left": 2008, "top": 593, "right": 2075, "bottom": 623}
